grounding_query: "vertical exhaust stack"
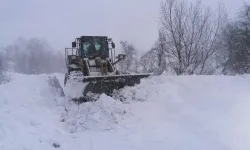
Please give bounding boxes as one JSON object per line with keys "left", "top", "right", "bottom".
{"left": 63, "top": 35, "right": 152, "bottom": 103}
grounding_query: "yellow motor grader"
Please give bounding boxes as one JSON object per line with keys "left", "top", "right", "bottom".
{"left": 63, "top": 35, "right": 152, "bottom": 103}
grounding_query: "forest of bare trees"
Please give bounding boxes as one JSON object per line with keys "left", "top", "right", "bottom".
{"left": 1, "top": 0, "right": 250, "bottom": 80}
{"left": 1, "top": 37, "right": 65, "bottom": 75}
{"left": 137, "top": 0, "right": 228, "bottom": 75}
{"left": 126, "top": 0, "right": 250, "bottom": 76}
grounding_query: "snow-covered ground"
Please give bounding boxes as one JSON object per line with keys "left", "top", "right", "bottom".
{"left": 1, "top": 72, "right": 250, "bottom": 150}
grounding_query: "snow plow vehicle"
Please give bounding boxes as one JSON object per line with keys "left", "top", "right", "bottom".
{"left": 63, "top": 35, "right": 152, "bottom": 103}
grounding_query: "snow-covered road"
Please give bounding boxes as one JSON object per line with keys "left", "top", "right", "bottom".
{"left": 1, "top": 73, "right": 250, "bottom": 150}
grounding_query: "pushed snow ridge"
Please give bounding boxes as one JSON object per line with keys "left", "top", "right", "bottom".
{"left": 1, "top": 72, "right": 250, "bottom": 150}
{"left": 62, "top": 94, "right": 129, "bottom": 132}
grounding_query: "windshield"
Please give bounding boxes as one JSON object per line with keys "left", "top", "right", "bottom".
{"left": 81, "top": 37, "right": 108, "bottom": 58}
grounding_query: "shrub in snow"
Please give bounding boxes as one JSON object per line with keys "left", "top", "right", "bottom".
{"left": 0, "top": 71, "right": 11, "bottom": 85}
{"left": 52, "top": 142, "right": 60, "bottom": 148}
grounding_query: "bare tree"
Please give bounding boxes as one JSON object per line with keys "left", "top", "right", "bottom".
{"left": 159, "top": 0, "right": 227, "bottom": 75}
{"left": 239, "top": 2, "right": 250, "bottom": 25}
{"left": 118, "top": 41, "right": 138, "bottom": 73}
{"left": 0, "top": 52, "right": 4, "bottom": 82}
{"left": 140, "top": 30, "right": 168, "bottom": 74}
{"left": 218, "top": 3, "right": 250, "bottom": 75}
{"left": 139, "top": 50, "right": 158, "bottom": 73}
{"left": 0, "top": 52, "right": 10, "bottom": 84}
{"left": 150, "top": 30, "right": 168, "bottom": 75}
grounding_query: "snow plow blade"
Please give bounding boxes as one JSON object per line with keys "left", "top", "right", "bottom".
{"left": 83, "top": 73, "right": 151, "bottom": 94}
{"left": 65, "top": 73, "right": 152, "bottom": 103}
{"left": 83, "top": 73, "right": 151, "bottom": 82}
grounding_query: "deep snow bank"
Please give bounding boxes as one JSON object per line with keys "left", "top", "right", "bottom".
{"left": 0, "top": 73, "right": 66, "bottom": 150}
{"left": 116, "top": 75, "right": 250, "bottom": 150}
{"left": 0, "top": 73, "right": 133, "bottom": 150}
{"left": 1, "top": 72, "right": 250, "bottom": 150}
{"left": 62, "top": 73, "right": 250, "bottom": 150}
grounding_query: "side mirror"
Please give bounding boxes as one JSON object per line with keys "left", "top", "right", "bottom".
{"left": 117, "top": 54, "right": 126, "bottom": 60}
{"left": 72, "top": 42, "right": 76, "bottom": 48}
{"left": 107, "top": 38, "right": 112, "bottom": 42}
{"left": 111, "top": 42, "right": 115, "bottom": 49}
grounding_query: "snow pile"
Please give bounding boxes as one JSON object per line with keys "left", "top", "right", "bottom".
{"left": 0, "top": 73, "right": 67, "bottom": 150}
{"left": 63, "top": 77, "right": 87, "bottom": 100}
{"left": 62, "top": 71, "right": 98, "bottom": 100}
{"left": 62, "top": 94, "right": 130, "bottom": 132}
{"left": 116, "top": 75, "right": 250, "bottom": 150}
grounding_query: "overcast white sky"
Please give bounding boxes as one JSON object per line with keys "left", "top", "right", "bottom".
{"left": 0, "top": 0, "right": 249, "bottom": 55}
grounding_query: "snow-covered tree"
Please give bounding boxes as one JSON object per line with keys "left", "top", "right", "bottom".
{"left": 218, "top": 3, "right": 250, "bottom": 75}
{"left": 118, "top": 41, "right": 138, "bottom": 73}
{"left": 158, "top": 0, "right": 227, "bottom": 75}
